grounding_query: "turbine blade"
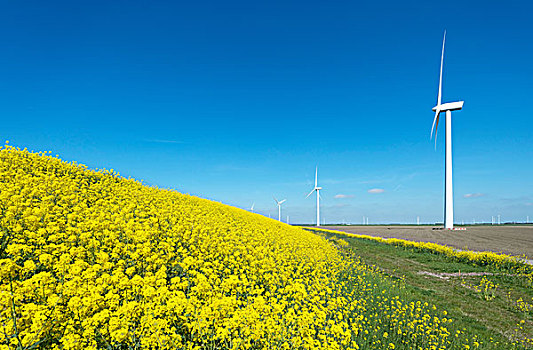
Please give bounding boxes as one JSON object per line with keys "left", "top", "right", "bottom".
{"left": 306, "top": 189, "right": 315, "bottom": 198}
{"left": 279, "top": 199, "right": 286, "bottom": 204}
{"left": 437, "top": 30, "right": 446, "bottom": 106}
{"left": 434, "top": 113, "right": 440, "bottom": 149}
{"left": 430, "top": 109, "right": 440, "bottom": 140}
{"left": 273, "top": 195, "right": 279, "bottom": 204}
{"left": 315, "top": 166, "right": 318, "bottom": 187}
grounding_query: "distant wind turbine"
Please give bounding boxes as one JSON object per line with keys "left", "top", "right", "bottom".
{"left": 430, "top": 30, "right": 464, "bottom": 230}
{"left": 306, "top": 166, "right": 323, "bottom": 227}
{"left": 250, "top": 202, "right": 255, "bottom": 213}
{"left": 273, "top": 196, "right": 286, "bottom": 222}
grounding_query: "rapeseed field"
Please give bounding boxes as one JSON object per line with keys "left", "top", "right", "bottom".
{"left": 0, "top": 145, "right": 497, "bottom": 349}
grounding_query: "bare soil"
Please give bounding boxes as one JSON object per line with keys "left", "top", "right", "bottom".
{"left": 322, "top": 225, "right": 533, "bottom": 258}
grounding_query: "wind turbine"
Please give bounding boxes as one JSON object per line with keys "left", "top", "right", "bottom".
{"left": 431, "top": 30, "right": 464, "bottom": 230}
{"left": 250, "top": 202, "right": 255, "bottom": 213}
{"left": 273, "top": 196, "right": 286, "bottom": 222}
{"left": 306, "top": 166, "right": 323, "bottom": 227}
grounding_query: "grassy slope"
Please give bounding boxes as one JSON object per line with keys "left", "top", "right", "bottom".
{"left": 317, "top": 230, "right": 533, "bottom": 348}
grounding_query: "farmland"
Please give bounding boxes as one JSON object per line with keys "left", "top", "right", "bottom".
{"left": 322, "top": 225, "right": 533, "bottom": 258}
{"left": 309, "top": 227, "right": 533, "bottom": 348}
{"left": 1, "top": 145, "right": 532, "bottom": 349}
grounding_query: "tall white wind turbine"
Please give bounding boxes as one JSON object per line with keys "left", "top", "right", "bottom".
{"left": 431, "top": 30, "right": 464, "bottom": 230}
{"left": 273, "top": 196, "right": 286, "bottom": 222}
{"left": 306, "top": 166, "right": 323, "bottom": 227}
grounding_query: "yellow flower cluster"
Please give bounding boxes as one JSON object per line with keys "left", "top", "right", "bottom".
{"left": 515, "top": 297, "right": 532, "bottom": 314}
{"left": 473, "top": 277, "right": 498, "bottom": 301}
{"left": 0, "top": 145, "right": 483, "bottom": 349}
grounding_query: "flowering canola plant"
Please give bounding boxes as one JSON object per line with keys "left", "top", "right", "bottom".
{"left": 1, "top": 145, "right": 486, "bottom": 349}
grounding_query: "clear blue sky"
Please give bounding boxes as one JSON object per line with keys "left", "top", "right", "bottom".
{"left": 1, "top": 0, "right": 532, "bottom": 224}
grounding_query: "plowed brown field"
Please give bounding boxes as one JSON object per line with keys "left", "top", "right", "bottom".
{"left": 321, "top": 225, "right": 533, "bottom": 258}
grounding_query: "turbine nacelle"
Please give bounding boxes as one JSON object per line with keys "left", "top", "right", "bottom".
{"left": 432, "top": 101, "right": 464, "bottom": 112}
{"left": 275, "top": 199, "right": 286, "bottom": 206}
{"left": 306, "top": 186, "right": 322, "bottom": 198}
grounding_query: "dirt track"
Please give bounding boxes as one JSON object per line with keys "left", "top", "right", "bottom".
{"left": 321, "top": 225, "right": 533, "bottom": 258}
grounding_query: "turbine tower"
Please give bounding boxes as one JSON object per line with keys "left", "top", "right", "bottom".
{"left": 306, "top": 166, "right": 323, "bottom": 227}
{"left": 431, "top": 30, "right": 464, "bottom": 230}
{"left": 273, "top": 196, "right": 286, "bottom": 222}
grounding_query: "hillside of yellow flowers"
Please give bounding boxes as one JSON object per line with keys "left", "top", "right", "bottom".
{"left": 0, "top": 145, "right": 498, "bottom": 349}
